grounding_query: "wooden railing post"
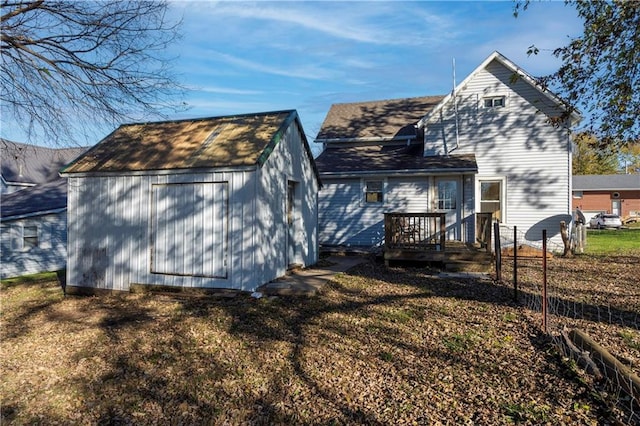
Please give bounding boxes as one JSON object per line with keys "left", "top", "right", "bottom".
{"left": 439, "top": 213, "right": 445, "bottom": 251}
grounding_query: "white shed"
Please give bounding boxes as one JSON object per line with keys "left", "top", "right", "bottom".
{"left": 61, "top": 110, "right": 320, "bottom": 294}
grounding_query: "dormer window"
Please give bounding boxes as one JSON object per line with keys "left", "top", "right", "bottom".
{"left": 483, "top": 96, "right": 505, "bottom": 108}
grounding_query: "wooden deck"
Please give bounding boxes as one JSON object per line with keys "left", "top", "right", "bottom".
{"left": 384, "top": 212, "right": 493, "bottom": 271}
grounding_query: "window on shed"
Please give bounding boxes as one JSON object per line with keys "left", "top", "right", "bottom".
{"left": 23, "top": 225, "right": 38, "bottom": 249}
{"left": 483, "top": 96, "right": 505, "bottom": 108}
{"left": 573, "top": 191, "right": 583, "bottom": 199}
{"left": 364, "top": 180, "right": 383, "bottom": 203}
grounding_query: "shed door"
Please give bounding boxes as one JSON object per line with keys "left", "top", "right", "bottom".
{"left": 151, "top": 182, "right": 228, "bottom": 278}
{"left": 287, "top": 181, "right": 298, "bottom": 268}
{"left": 435, "top": 177, "right": 461, "bottom": 240}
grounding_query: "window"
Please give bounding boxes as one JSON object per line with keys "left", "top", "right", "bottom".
{"left": 483, "top": 96, "right": 505, "bottom": 108}
{"left": 23, "top": 225, "right": 38, "bottom": 248}
{"left": 573, "top": 191, "right": 583, "bottom": 199}
{"left": 364, "top": 180, "right": 383, "bottom": 203}
{"left": 480, "top": 180, "right": 503, "bottom": 221}
{"left": 437, "top": 180, "right": 457, "bottom": 210}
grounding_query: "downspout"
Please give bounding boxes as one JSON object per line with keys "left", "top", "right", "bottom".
{"left": 449, "top": 57, "right": 460, "bottom": 154}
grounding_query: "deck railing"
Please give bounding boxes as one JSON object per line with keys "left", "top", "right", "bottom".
{"left": 384, "top": 212, "right": 446, "bottom": 252}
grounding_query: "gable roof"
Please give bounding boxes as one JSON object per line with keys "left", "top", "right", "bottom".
{"left": 418, "top": 51, "right": 581, "bottom": 128}
{"left": 1, "top": 139, "right": 86, "bottom": 185}
{"left": 1, "top": 179, "right": 68, "bottom": 220}
{"left": 315, "top": 96, "right": 445, "bottom": 142}
{"left": 315, "top": 143, "right": 477, "bottom": 176}
{"left": 62, "top": 110, "right": 319, "bottom": 180}
{"left": 573, "top": 174, "right": 640, "bottom": 191}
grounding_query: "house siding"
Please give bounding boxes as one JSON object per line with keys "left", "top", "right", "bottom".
{"left": 1, "top": 212, "right": 67, "bottom": 279}
{"left": 424, "top": 59, "right": 571, "bottom": 246}
{"left": 318, "top": 176, "right": 432, "bottom": 247}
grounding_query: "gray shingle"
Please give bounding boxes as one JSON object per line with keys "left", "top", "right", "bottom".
{"left": 573, "top": 174, "right": 640, "bottom": 191}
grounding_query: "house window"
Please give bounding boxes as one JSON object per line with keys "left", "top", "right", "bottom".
{"left": 480, "top": 180, "right": 503, "bottom": 222}
{"left": 573, "top": 191, "right": 583, "bottom": 199}
{"left": 437, "top": 180, "right": 457, "bottom": 210}
{"left": 23, "top": 225, "right": 38, "bottom": 249}
{"left": 364, "top": 180, "right": 383, "bottom": 203}
{"left": 483, "top": 96, "right": 505, "bottom": 108}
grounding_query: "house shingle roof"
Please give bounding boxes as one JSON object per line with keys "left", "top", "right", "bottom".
{"left": 573, "top": 174, "right": 640, "bottom": 191}
{"left": 62, "top": 110, "right": 306, "bottom": 174}
{"left": 315, "top": 96, "right": 445, "bottom": 142}
{"left": 315, "top": 144, "right": 477, "bottom": 175}
{"left": 1, "top": 139, "right": 86, "bottom": 184}
{"left": 1, "top": 179, "right": 68, "bottom": 219}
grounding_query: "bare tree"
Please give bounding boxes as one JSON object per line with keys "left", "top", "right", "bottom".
{"left": 1, "top": 1, "right": 183, "bottom": 146}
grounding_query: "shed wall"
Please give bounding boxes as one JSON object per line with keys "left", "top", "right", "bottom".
{"left": 256, "top": 121, "right": 319, "bottom": 280}
{"left": 67, "top": 171, "right": 258, "bottom": 291}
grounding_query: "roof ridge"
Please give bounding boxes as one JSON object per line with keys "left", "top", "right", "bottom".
{"left": 328, "top": 95, "right": 446, "bottom": 108}
{"left": 118, "top": 109, "right": 296, "bottom": 128}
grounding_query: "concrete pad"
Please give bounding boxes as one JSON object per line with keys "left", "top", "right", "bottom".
{"left": 257, "top": 256, "right": 365, "bottom": 296}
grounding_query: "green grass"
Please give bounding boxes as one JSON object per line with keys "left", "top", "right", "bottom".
{"left": 584, "top": 229, "right": 640, "bottom": 255}
{"left": 0, "top": 270, "right": 62, "bottom": 288}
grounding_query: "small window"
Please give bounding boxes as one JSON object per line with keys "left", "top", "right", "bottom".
{"left": 364, "top": 180, "right": 383, "bottom": 203}
{"left": 483, "top": 96, "right": 505, "bottom": 108}
{"left": 480, "top": 181, "right": 502, "bottom": 221}
{"left": 23, "top": 225, "right": 38, "bottom": 249}
{"left": 573, "top": 191, "right": 583, "bottom": 199}
{"left": 437, "top": 180, "right": 457, "bottom": 210}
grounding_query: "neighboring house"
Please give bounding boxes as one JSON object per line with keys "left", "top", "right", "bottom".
{"left": 1, "top": 140, "right": 86, "bottom": 279}
{"left": 61, "top": 110, "right": 319, "bottom": 294}
{"left": 315, "top": 51, "right": 580, "bottom": 252}
{"left": 573, "top": 174, "right": 640, "bottom": 222}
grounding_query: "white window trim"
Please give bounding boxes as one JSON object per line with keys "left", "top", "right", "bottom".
{"left": 476, "top": 176, "right": 507, "bottom": 223}
{"left": 481, "top": 94, "right": 508, "bottom": 111}
{"left": 361, "top": 178, "right": 387, "bottom": 206}
{"left": 22, "top": 224, "right": 39, "bottom": 251}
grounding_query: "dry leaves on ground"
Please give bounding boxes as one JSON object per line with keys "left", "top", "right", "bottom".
{"left": 2, "top": 255, "right": 636, "bottom": 425}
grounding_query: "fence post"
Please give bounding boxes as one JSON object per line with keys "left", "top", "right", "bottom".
{"left": 542, "top": 229, "right": 548, "bottom": 333}
{"left": 513, "top": 226, "right": 518, "bottom": 302}
{"left": 494, "top": 221, "right": 501, "bottom": 282}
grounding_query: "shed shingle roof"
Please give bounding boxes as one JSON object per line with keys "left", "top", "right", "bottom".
{"left": 62, "top": 110, "right": 303, "bottom": 174}
{"left": 315, "top": 96, "right": 445, "bottom": 141}
{"left": 315, "top": 144, "right": 477, "bottom": 175}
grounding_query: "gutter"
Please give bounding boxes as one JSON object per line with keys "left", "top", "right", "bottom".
{"left": 319, "top": 168, "right": 478, "bottom": 179}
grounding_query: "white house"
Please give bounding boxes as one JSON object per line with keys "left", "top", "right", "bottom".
{"left": 1, "top": 140, "right": 86, "bottom": 279}
{"left": 314, "top": 51, "right": 581, "bottom": 255}
{"left": 61, "top": 110, "right": 320, "bottom": 294}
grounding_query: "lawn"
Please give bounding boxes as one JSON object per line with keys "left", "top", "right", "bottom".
{"left": 2, "top": 256, "right": 637, "bottom": 424}
{"left": 584, "top": 228, "right": 640, "bottom": 255}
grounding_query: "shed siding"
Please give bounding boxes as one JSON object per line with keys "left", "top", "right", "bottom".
{"left": 424, "top": 59, "right": 571, "bottom": 245}
{"left": 257, "top": 122, "right": 318, "bottom": 280}
{"left": 318, "top": 176, "right": 430, "bottom": 247}
{"left": 1, "top": 212, "right": 68, "bottom": 279}
{"left": 67, "top": 171, "right": 256, "bottom": 291}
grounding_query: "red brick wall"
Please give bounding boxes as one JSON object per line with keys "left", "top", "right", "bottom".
{"left": 573, "top": 190, "right": 640, "bottom": 218}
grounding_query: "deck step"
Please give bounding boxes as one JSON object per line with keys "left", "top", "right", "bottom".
{"left": 444, "top": 260, "right": 492, "bottom": 273}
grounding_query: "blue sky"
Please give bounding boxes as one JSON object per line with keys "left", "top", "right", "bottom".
{"left": 1, "top": 1, "right": 583, "bottom": 151}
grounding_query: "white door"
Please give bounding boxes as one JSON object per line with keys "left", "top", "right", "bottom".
{"left": 287, "top": 181, "right": 297, "bottom": 268}
{"left": 435, "top": 177, "right": 461, "bottom": 240}
{"left": 612, "top": 199, "right": 621, "bottom": 216}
